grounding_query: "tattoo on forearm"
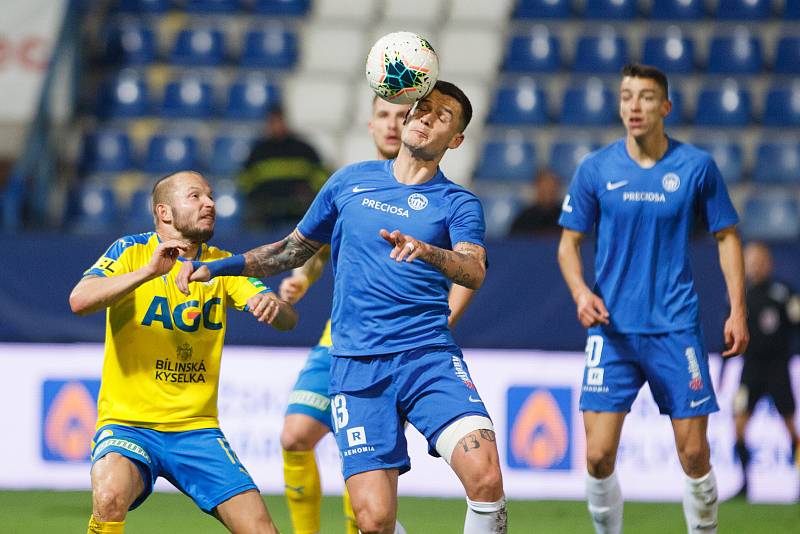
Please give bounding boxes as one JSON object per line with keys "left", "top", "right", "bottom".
{"left": 244, "top": 230, "right": 320, "bottom": 277}
{"left": 424, "top": 242, "right": 486, "bottom": 288}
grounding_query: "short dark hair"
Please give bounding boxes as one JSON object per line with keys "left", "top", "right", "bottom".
{"left": 431, "top": 80, "right": 472, "bottom": 132}
{"left": 621, "top": 63, "right": 669, "bottom": 99}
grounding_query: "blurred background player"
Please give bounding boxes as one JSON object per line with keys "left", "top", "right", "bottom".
{"left": 733, "top": 241, "right": 800, "bottom": 497}
{"left": 279, "top": 96, "right": 476, "bottom": 534}
{"left": 69, "top": 171, "right": 297, "bottom": 534}
{"left": 557, "top": 64, "right": 748, "bottom": 534}
{"left": 508, "top": 167, "right": 564, "bottom": 236}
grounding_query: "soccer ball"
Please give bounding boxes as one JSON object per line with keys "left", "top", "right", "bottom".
{"left": 365, "top": 32, "right": 439, "bottom": 105}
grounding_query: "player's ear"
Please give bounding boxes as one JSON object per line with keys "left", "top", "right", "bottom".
{"left": 155, "top": 203, "right": 172, "bottom": 224}
{"left": 661, "top": 98, "right": 673, "bottom": 119}
{"left": 448, "top": 132, "right": 464, "bottom": 150}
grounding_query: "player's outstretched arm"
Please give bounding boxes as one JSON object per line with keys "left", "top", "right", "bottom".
{"left": 379, "top": 229, "right": 486, "bottom": 289}
{"left": 279, "top": 245, "right": 331, "bottom": 305}
{"left": 70, "top": 239, "right": 189, "bottom": 316}
{"left": 557, "top": 229, "right": 610, "bottom": 328}
{"left": 715, "top": 226, "right": 749, "bottom": 356}
{"left": 246, "top": 292, "right": 298, "bottom": 331}
{"left": 176, "top": 229, "right": 324, "bottom": 295}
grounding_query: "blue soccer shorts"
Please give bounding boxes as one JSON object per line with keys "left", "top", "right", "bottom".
{"left": 579, "top": 325, "right": 719, "bottom": 418}
{"left": 285, "top": 344, "right": 333, "bottom": 430}
{"left": 90, "top": 424, "right": 258, "bottom": 513}
{"left": 329, "top": 345, "right": 491, "bottom": 480}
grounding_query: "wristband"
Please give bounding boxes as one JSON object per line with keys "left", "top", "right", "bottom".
{"left": 192, "top": 254, "right": 245, "bottom": 278}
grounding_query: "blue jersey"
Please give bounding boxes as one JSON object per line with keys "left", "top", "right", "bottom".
{"left": 558, "top": 138, "right": 739, "bottom": 333}
{"left": 298, "top": 159, "right": 486, "bottom": 356}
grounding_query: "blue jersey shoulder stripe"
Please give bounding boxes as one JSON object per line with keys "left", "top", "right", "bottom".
{"left": 103, "top": 232, "right": 154, "bottom": 260}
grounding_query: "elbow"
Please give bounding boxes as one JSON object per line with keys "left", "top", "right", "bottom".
{"left": 69, "top": 292, "right": 91, "bottom": 316}
{"left": 467, "top": 268, "right": 486, "bottom": 290}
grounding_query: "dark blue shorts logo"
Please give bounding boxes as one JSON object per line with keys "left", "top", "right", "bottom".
{"left": 506, "top": 386, "right": 572, "bottom": 470}
{"left": 41, "top": 379, "right": 100, "bottom": 462}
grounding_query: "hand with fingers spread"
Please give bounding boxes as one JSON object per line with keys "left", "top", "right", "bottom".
{"left": 379, "top": 228, "right": 429, "bottom": 263}
{"left": 575, "top": 289, "right": 610, "bottom": 328}
{"left": 148, "top": 240, "right": 190, "bottom": 277}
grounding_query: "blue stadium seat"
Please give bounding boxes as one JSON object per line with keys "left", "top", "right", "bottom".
{"left": 665, "top": 88, "right": 684, "bottom": 126}
{"left": 650, "top": 0, "right": 705, "bottom": 19}
{"left": 104, "top": 24, "right": 156, "bottom": 65}
{"left": 560, "top": 79, "right": 615, "bottom": 126}
{"left": 161, "top": 77, "right": 215, "bottom": 119}
{"left": 694, "top": 83, "right": 751, "bottom": 126}
{"left": 80, "top": 129, "right": 134, "bottom": 174}
{"left": 224, "top": 76, "right": 279, "bottom": 120}
{"left": 185, "top": 0, "right": 241, "bottom": 13}
{"left": 240, "top": 28, "right": 298, "bottom": 69}
{"left": 97, "top": 71, "right": 150, "bottom": 118}
{"left": 488, "top": 83, "right": 549, "bottom": 126}
{"left": 694, "top": 141, "right": 744, "bottom": 183}
{"left": 774, "top": 37, "right": 800, "bottom": 74}
{"left": 584, "top": 0, "right": 638, "bottom": 19}
{"left": 474, "top": 140, "right": 537, "bottom": 182}
{"left": 479, "top": 189, "right": 526, "bottom": 238}
{"left": 707, "top": 32, "right": 763, "bottom": 74}
{"left": 116, "top": 0, "right": 171, "bottom": 13}
{"left": 549, "top": 141, "right": 600, "bottom": 181}
{"left": 741, "top": 194, "right": 800, "bottom": 241}
{"left": 574, "top": 33, "right": 629, "bottom": 73}
{"left": 753, "top": 143, "right": 800, "bottom": 183}
{"left": 212, "top": 181, "right": 244, "bottom": 233}
{"left": 209, "top": 135, "right": 255, "bottom": 176}
{"left": 715, "top": 0, "right": 771, "bottom": 20}
{"left": 786, "top": 0, "right": 800, "bottom": 18}
{"left": 125, "top": 188, "right": 155, "bottom": 231}
{"left": 170, "top": 28, "right": 225, "bottom": 66}
{"left": 513, "top": 0, "right": 572, "bottom": 18}
{"left": 144, "top": 134, "right": 200, "bottom": 174}
{"left": 70, "top": 185, "right": 120, "bottom": 231}
{"left": 642, "top": 34, "right": 695, "bottom": 74}
{"left": 763, "top": 86, "right": 800, "bottom": 127}
{"left": 253, "top": 0, "right": 310, "bottom": 16}
{"left": 503, "top": 31, "right": 561, "bottom": 73}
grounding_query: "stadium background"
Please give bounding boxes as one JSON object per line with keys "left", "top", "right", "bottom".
{"left": 0, "top": 0, "right": 798, "bottom": 531}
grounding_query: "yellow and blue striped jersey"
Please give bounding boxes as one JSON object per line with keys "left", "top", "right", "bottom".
{"left": 317, "top": 319, "right": 332, "bottom": 348}
{"left": 84, "top": 232, "right": 270, "bottom": 432}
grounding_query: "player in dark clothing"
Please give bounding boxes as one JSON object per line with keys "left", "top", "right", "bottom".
{"left": 734, "top": 241, "right": 800, "bottom": 497}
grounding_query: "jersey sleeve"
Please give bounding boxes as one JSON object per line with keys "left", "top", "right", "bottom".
{"left": 448, "top": 194, "right": 486, "bottom": 249}
{"left": 297, "top": 168, "right": 342, "bottom": 243}
{"left": 225, "top": 276, "right": 273, "bottom": 311}
{"left": 558, "top": 159, "right": 598, "bottom": 233}
{"left": 697, "top": 158, "right": 739, "bottom": 233}
{"left": 82, "top": 237, "right": 135, "bottom": 278}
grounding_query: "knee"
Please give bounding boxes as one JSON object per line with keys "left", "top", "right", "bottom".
{"left": 280, "top": 426, "right": 315, "bottom": 451}
{"left": 355, "top": 504, "right": 395, "bottom": 534}
{"left": 93, "top": 486, "right": 130, "bottom": 522}
{"left": 678, "top": 441, "right": 710, "bottom": 476}
{"left": 586, "top": 447, "right": 616, "bottom": 478}
{"left": 464, "top": 465, "right": 504, "bottom": 502}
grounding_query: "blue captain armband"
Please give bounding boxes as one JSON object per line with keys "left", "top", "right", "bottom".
{"left": 192, "top": 254, "right": 246, "bottom": 278}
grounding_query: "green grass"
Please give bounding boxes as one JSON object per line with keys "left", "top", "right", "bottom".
{"left": 0, "top": 491, "right": 796, "bottom": 533}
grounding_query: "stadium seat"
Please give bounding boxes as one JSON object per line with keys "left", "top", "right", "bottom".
{"left": 774, "top": 37, "right": 800, "bottom": 74}
{"left": 474, "top": 139, "right": 537, "bottom": 182}
{"left": 694, "top": 82, "right": 751, "bottom": 126}
{"left": 549, "top": 141, "right": 600, "bottom": 181}
{"left": 125, "top": 188, "right": 155, "bottom": 231}
{"left": 223, "top": 76, "right": 279, "bottom": 120}
{"left": 649, "top": 0, "right": 705, "bottom": 19}
{"left": 211, "top": 180, "right": 244, "bottom": 233}
{"left": 383, "top": 0, "right": 447, "bottom": 22}
{"left": 665, "top": 88, "right": 684, "bottom": 126}
{"left": 786, "top": 0, "right": 800, "bottom": 18}
{"left": 488, "top": 82, "right": 549, "bottom": 126}
{"left": 449, "top": 0, "right": 515, "bottom": 25}
{"left": 641, "top": 33, "right": 695, "bottom": 74}
{"left": 715, "top": 0, "right": 771, "bottom": 20}
{"left": 584, "top": 0, "right": 638, "bottom": 19}
{"left": 753, "top": 142, "right": 800, "bottom": 183}
{"left": 503, "top": 29, "right": 561, "bottom": 73}
{"left": 513, "top": 0, "right": 571, "bottom": 19}
{"left": 97, "top": 71, "right": 150, "bottom": 118}
{"left": 740, "top": 193, "right": 800, "bottom": 241}
{"left": 763, "top": 85, "right": 800, "bottom": 127}
{"left": 70, "top": 185, "right": 120, "bottom": 231}
{"left": 573, "top": 32, "right": 629, "bottom": 73}
{"left": 311, "top": 0, "right": 380, "bottom": 23}
{"left": 241, "top": 28, "right": 298, "bottom": 69}
{"left": 707, "top": 31, "right": 763, "bottom": 74}
{"left": 80, "top": 129, "right": 135, "bottom": 174}
{"left": 253, "top": 0, "right": 310, "bottom": 16}
{"left": 298, "top": 25, "right": 366, "bottom": 76}
{"left": 144, "top": 134, "right": 201, "bottom": 174}
{"left": 479, "top": 188, "right": 526, "bottom": 238}
{"left": 209, "top": 134, "right": 255, "bottom": 176}
{"left": 169, "top": 28, "right": 225, "bottom": 66}
{"left": 438, "top": 28, "right": 503, "bottom": 77}
{"left": 693, "top": 140, "right": 744, "bottom": 183}
{"left": 560, "top": 79, "right": 615, "bottom": 126}
{"left": 103, "top": 24, "right": 156, "bottom": 65}
{"left": 160, "top": 77, "right": 215, "bottom": 119}
{"left": 185, "top": 0, "right": 241, "bottom": 13}
{"left": 283, "top": 75, "right": 349, "bottom": 130}
{"left": 116, "top": 0, "right": 171, "bottom": 13}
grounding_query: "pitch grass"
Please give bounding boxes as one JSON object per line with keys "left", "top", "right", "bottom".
{"left": 0, "top": 491, "right": 796, "bottom": 533}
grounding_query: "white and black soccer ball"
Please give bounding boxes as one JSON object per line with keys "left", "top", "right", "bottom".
{"left": 365, "top": 31, "right": 439, "bottom": 105}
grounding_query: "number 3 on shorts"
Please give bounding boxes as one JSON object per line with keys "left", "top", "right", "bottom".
{"left": 332, "top": 394, "right": 349, "bottom": 432}
{"left": 585, "top": 335, "right": 603, "bottom": 367}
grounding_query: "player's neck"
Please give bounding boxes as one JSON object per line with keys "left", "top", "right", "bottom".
{"left": 156, "top": 228, "right": 201, "bottom": 259}
{"left": 392, "top": 150, "right": 440, "bottom": 185}
{"left": 625, "top": 130, "right": 669, "bottom": 168}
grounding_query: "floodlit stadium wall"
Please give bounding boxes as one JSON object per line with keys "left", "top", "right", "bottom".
{"left": 1, "top": 343, "right": 797, "bottom": 503}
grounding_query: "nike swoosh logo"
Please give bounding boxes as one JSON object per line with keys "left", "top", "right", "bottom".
{"left": 352, "top": 186, "right": 376, "bottom": 193}
{"left": 690, "top": 396, "right": 711, "bottom": 408}
{"left": 468, "top": 395, "right": 483, "bottom": 403}
{"left": 606, "top": 180, "right": 629, "bottom": 190}
{"left": 284, "top": 484, "right": 304, "bottom": 494}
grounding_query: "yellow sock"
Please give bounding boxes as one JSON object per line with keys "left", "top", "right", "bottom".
{"left": 283, "top": 449, "right": 322, "bottom": 534}
{"left": 87, "top": 515, "right": 125, "bottom": 533}
{"left": 342, "top": 486, "right": 358, "bottom": 534}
